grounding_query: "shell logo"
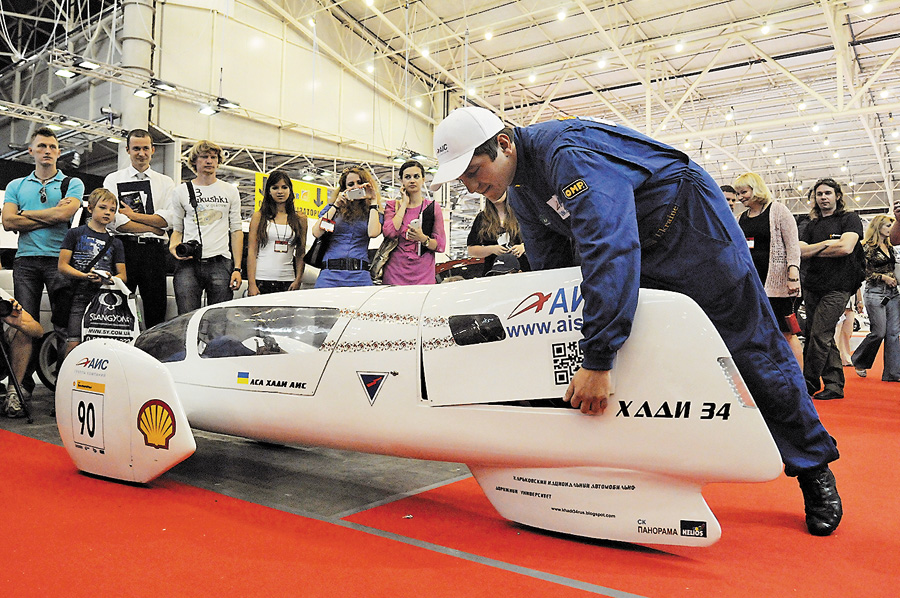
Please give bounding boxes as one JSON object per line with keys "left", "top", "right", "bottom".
{"left": 137, "top": 400, "right": 176, "bottom": 450}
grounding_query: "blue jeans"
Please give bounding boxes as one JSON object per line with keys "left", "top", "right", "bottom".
{"left": 173, "top": 256, "right": 234, "bottom": 314}
{"left": 852, "top": 283, "right": 900, "bottom": 380}
{"left": 13, "top": 256, "right": 66, "bottom": 327}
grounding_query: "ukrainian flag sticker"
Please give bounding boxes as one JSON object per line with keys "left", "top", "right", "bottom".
{"left": 237, "top": 372, "right": 249, "bottom": 384}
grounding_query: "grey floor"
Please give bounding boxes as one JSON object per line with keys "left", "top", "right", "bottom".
{"left": 0, "top": 382, "right": 471, "bottom": 520}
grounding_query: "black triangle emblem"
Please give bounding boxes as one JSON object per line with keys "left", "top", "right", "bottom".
{"left": 358, "top": 372, "right": 388, "bottom": 406}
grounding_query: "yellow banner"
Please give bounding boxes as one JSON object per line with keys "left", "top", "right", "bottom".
{"left": 254, "top": 173, "right": 332, "bottom": 219}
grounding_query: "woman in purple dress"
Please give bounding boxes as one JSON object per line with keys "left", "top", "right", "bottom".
{"left": 382, "top": 160, "right": 446, "bottom": 285}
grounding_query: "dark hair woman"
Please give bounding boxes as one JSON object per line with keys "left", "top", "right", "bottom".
{"left": 247, "top": 170, "right": 307, "bottom": 295}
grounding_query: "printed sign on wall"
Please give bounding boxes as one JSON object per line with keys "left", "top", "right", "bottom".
{"left": 254, "top": 173, "right": 332, "bottom": 219}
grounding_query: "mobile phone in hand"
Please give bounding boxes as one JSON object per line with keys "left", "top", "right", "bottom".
{"left": 347, "top": 187, "right": 367, "bottom": 200}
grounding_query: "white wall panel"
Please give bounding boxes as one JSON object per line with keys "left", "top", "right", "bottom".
{"left": 154, "top": 1, "right": 438, "bottom": 162}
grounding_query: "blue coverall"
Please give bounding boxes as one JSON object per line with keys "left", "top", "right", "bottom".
{"left": 507, "top": 117, "right": 838, "bottom": 476}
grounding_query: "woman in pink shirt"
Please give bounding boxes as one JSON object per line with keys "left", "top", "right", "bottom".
{"left": 382, "top": 160, "right": 445, "bottom": 285}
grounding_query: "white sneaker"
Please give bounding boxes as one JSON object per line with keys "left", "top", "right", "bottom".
{"left": 5, "top": 388, "right": 24, "bottom": 418}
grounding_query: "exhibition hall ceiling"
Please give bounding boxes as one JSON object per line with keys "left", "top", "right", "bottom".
{"left": 324, "top": 0, "right": 900, "bottom": 212}
{"left": 1, "top": 0, "right": 898, "bottom": 220}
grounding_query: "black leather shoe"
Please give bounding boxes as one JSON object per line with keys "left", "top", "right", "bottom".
{"left": 814, "top": 389, "right": 843, "bottom": 400}
{"left": 798, "top": 466, "right": 842, "bottom": 536}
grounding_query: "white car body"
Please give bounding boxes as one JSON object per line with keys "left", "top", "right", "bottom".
{"left": 56, "top": 266, "right": 782, "bottom": 547}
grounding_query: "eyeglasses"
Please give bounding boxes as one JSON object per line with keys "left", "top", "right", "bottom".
{"left": 39, "top": 186, "right": 47, "bottom": 203}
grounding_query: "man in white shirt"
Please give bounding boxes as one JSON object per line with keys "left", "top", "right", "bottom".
{"left": 104, "top": 129, "right": 176, "bottom": 328}
{"left": 168, "top": 140, "right": 243, "bottom": 314}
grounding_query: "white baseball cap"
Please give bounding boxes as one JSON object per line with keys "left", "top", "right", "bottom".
{"left": 429, "top": 107, "right": 504, "bottom": 192}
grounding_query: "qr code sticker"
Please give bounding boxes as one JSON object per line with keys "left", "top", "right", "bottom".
{"left": 552, "top": 341, "right": 583, "bottom": 385}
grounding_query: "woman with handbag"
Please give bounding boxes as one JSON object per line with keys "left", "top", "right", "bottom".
{"left": 381, "top": 160, "right": 445, "bottom": 285}
{"left": 850, "top": 214, "right": 900, "bottom": 381}
{"left": 312, "top": 167, "right": 382, "bottom": 288}
{"left": 247, "top": 171, "right": 307, "bottom": 295}
{"left": 734, "top": 172, "right": 804, "bottom": 367}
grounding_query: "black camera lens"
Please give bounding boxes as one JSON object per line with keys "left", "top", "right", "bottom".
{"left": 0, "top": 299, "right": 14, "bottom": 319}
{"left": 175, "top": 240, "right": 202, "bottom": 259}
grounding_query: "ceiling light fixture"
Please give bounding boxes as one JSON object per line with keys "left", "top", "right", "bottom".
{"left": 761, "top": 21, "right": 771, "bottom": 35}
{"left": 150, "top": 78, "right": 177, "bottom": 91}
{"left": 198, "top": 105, "right": 218, "bottom": 116}
{"left": 484, "top": 31, "right": 493, "bottom": 41}
{"left": 78, "top": 60, "right": 100, "bottom": 70}
{"left": 217, "top": 98, "right": 240, "bottom": 110}
{"left": 133, "top": 89, "right": 154, "bottom": 99}
{"left": 557, "top": 9, "right": 567, "bottom": 21}
{"left": 55, "top": 68, "right": 76, "bottom": 79}
{"left": 798, "top": 101, "right": 807, "bottom": 111}
{"left": 863, "top": 1, "right": 874, "bottom": 14}
{"left": 528, "top": 73, "right": 537, "bottom": 83}
{"left": 675, "top": 40, "right": 685, "bottom": 53}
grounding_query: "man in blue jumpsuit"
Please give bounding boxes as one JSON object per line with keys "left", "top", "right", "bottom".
{"left": 429, "top": 107, "right": 842, "bottom": 537}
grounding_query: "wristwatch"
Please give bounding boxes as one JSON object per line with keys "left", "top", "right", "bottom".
{"left": 233, "top": 267, "right": 242, "bottom": 272}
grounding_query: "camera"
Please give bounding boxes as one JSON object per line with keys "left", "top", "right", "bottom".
{"left": 0, "top": 298, "right": 13, "bottom": 319}
{"left": 175, "top": 239, "right": 202, "bottom": 260}
{"left": 882, "top": 296, "right": 892, "bottom": 306}
{"left": 347, "top": 187, "right": 367, "bottom": 200}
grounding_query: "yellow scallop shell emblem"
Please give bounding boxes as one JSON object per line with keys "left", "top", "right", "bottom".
{"left": 137, "top": 400, "right": 176, "bottom": 450}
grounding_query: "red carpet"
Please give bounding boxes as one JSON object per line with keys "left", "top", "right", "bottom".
{"left": 2, "top": 351, "right": 897, "bottom": 597}
{"left": 0, "top": 431, "right": 593, "bottom": 597}
{"left": 346, "top": 353, "right": 900, "bottom": 597}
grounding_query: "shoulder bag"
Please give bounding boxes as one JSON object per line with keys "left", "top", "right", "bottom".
{"left": 50, "top": 237, "right": 113, "bottom": 329}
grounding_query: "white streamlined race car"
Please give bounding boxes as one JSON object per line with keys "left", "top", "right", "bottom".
{"left": 55, "top": 266, "right": 782, "bottom": 547}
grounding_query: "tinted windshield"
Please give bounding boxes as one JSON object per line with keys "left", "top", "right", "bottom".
{"left": 134, "top": 314, "right": 191, "bottom": 363}
{"left": 196, "top": 306, "right": 340, "bottom": 358}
